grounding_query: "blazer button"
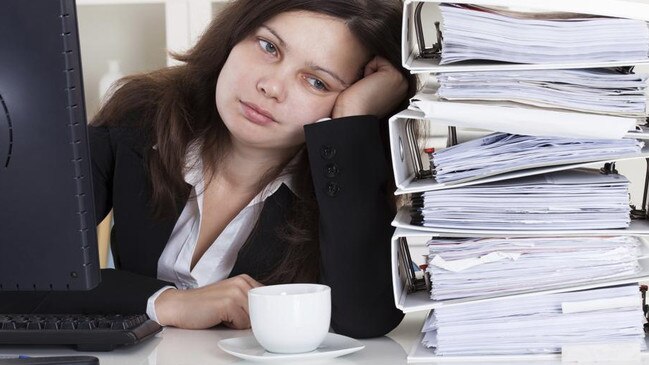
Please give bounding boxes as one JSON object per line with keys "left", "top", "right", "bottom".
{"left": 326, "top": 181, "right": 340, "bottom": 197}
{"left": 320, "top": 145, "right": 336, "bottom": 160}
{"left": 325, "top": 163, "right": 340, "bottom": 178}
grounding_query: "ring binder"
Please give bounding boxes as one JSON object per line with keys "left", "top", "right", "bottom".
{"left": 446, "top": 126, "right": 457, "bottom": 147}
{"left": 403, "top": 118, "right": 457, "bottom": 182}
{"left": 402, "top": 0, "right": 649, "bottom": 73}
{"left": 641, "top": 284, "right": 649, "bottom": 333}
{"left": 630, "top": 158, "right": 649, "bottom": 220}
{"left": 413, "top": 3, "right": 442, "bottom": 59}
{"left": 405, "top": 119, "right": 432, "bottom": 180}
{"left": 397, "top": 237, "right": 428, "bottom": 294}
{"left": 600, "top": 162, "right": 618, "bottom": 175}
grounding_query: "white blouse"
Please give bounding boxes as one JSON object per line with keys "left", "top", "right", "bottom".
{"left": 145, "top": 143, "right": 297, "bottom": 322}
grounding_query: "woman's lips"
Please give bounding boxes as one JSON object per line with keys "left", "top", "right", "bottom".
{"left": 240, "top": 101, "right": 277, "bottom": 125}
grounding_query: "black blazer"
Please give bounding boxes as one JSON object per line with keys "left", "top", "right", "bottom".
{"left": 0, "top": 116, "right": 403, "bottom": 338}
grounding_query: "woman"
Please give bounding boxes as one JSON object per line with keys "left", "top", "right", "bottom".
{"left": 8, "top": 0, "right": 417, "bottom": 338}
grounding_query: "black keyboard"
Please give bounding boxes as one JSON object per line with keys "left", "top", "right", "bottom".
{"left": 0, "top": 314, "right": 162, "bottom": 351}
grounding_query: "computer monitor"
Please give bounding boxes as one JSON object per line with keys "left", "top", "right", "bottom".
{"left": 0, "top": 0, "right": 100, "bottom": 291}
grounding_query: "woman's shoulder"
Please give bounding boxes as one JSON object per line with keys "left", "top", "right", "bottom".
{"left": 89, "top": 111, "right": 154, "bottom": 152}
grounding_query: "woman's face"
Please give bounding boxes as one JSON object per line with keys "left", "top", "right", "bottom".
{"left": 216, "top": 11, "right": 370, "bottom": 152}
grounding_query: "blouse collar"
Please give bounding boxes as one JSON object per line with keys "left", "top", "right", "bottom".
{"left": 182, "top": 141, "right": 302, "bottom": 203}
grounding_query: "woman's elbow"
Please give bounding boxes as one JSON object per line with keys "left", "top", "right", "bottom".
{"left": 331, "top": 308, "right": 404, "bottom": 338}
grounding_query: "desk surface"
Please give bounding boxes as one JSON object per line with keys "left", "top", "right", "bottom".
{"left": 0, "top": 312, "right": 422, "bottom": 365}
{"left": 0, "top": 311, "right": 647, "bottom": 365}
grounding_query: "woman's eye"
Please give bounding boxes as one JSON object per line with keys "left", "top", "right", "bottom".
{"left": 258, "top": 39, "right": 277, "bottom": 55}
{"left": 306, "top": 77, "right": 328, "bottom": 91}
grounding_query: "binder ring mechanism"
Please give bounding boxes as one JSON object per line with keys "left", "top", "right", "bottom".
{"left": 414, "top": 3, "right": 443, "bottom": 59}
{"left": 398, "top": 237, "right": 430, "bottom": 294}
{"left": 640, "top": 285, "right": 649, "bottom": 333}
{"left": 406, "top": 119, "right": 432, "bottom": 180}
{"left": 600, "top": 159, "right": 649, "bottom": 220}
{"left": 625, "top": 158, "right": 649, "bottom": 220}
{"left": 406, "top": 118, "right": 456, "bottom": 181}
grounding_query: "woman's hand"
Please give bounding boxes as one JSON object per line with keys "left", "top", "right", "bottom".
{"left": 155, "top": 274, "right": 263, "bottom": 329}
{"left": 332, "top": 56, "right": 408, "bottom": 119}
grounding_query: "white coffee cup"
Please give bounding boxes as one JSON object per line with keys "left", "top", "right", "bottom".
{"left": 248, "top": 283, "right": 331, "bottom": 354}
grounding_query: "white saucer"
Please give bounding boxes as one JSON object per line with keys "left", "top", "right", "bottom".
{"left": 218, "top": 333, "right": 365, "bottom": 362}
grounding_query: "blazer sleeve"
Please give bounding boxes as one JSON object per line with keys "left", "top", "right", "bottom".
{"left": 304, "top": 116, "right": 403, "bottom": 338}
{"left": 0, "top": 269, "right": 172, "bottom": 314}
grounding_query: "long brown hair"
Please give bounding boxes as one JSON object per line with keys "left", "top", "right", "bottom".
{"left": 92, "top": 0, "right": 417, "bottom": 283}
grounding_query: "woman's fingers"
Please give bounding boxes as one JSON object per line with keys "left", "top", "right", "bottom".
{"left": 236, "top": 274, "right": 263, "bottom": 289}
{"left": 333, "top": 56, "right": 408, "bottom": 119}
{"left": 222, "top": 300, "right": 252, "bottom": 329}
{"left": 154, "top": 274, "right": 264, "bottom": 329}
{"left": 223, "top": 276, "right": 258, "bottom": 329}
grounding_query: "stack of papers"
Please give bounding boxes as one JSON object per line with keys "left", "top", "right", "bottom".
{"left": 425, "top": 236, "right": 643, "bottom": 300}
{"left": 421, "top": 284, "right": 646, "bottom": 356}
{"left": 410, "top": 82, "right": 639, "bottom": 140}
{"left": 430, "top": 132, "right": 644, "bottom": 183}
{"left": 396, "top": 2, "right": 649, "bottom": 360}
{"left": 436, "top": 69, "right": 648, "bottom": 117}
{"left": 439, "top": 3, "right": 649, "bottom": 65}
{"left": 412, "top": 169, "right": 631, "bottom": 231}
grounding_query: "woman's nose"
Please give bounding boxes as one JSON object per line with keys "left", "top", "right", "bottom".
{"left": 257, "top": 75, "right": 286, "bottom": 102}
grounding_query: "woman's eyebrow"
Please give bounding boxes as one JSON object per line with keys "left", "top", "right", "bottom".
{"left": 260, "top": 25, "right": 286, "bottom": 49}
{"left": 309, "top": 64, "right": 350, "bottom": 88}
{"left": 261, "top": 24, "right": 350, "bottom": 88}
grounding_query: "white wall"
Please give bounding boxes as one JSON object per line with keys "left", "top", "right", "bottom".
{"left": 77, "top": 4, "right": 168, "bottom": 119}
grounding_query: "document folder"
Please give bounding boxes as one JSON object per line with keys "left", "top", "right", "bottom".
{"left": 408, "top": 316, "right": 647, "bottom": 362}
{"left": 391, "top": 228, "right": 649, "bottom": 314}
{"left": 402, "top": 0, "right": 649, "bottom": 74}
{"left": 393, "top": 205, "right": 649, "bottom": 236}
{"left": 389, "top": 109, "right": 649, "bottom": 194}
{"left": 411, "top": 81, "right": 640, "bottom": 139}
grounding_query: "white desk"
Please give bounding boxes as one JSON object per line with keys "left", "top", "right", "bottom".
{"left": 0, "top": 312, "right": 423, "bottom": 365}
{"left": 1, "top": 311, "right": 647, "bottom": 365}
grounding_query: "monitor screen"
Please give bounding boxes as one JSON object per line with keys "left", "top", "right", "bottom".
{"left": 0, "top": 0, "right": 100, "bottom": 291}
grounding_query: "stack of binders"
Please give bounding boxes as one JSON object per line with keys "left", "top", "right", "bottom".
{"left": 389, "top": 0, "right": 649, "bottom": 362}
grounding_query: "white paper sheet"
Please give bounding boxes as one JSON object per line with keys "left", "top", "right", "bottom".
{"left": 425, "top": 236, "right": 642, "bottom": 300}
{"left": 429, "top": 132, "right": 644, "bottom": 183}
{"left": 436, "top": 68, "right": 648, "bottom": 117}
{"left": 421, "top": 284, "right": 646, "bottom": 356}
{"left": 438, "top": 3, "right": 649, "bottom": 65}
{"left": 413, "top": 169, "right": 631, "bottom": 231}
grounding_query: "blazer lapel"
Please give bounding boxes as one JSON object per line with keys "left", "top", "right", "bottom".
{"left": 228, "top": 183, "right": 295, "bottom": 281}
